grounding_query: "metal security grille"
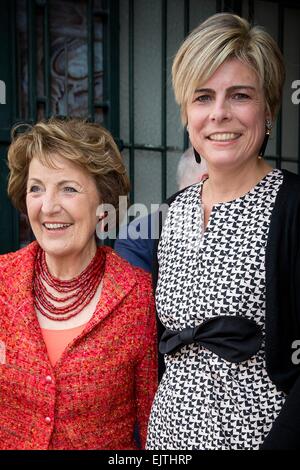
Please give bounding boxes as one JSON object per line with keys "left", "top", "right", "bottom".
{"left": 12, "top": 0, "right": 119, "bottom": 129}
{"left": 0, "top": 0, "right": 119, "bottom": 253}
{"left": 119, "top": 0, "right": 300, "bottom": 211}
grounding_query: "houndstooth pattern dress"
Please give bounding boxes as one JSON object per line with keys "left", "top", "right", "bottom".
{"left": 146, "top": 169, "right": 286, "bottom": 450}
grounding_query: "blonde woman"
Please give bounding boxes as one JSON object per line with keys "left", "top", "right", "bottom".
{"left": 0, "top": 117, "right": 157, "bottom": 450}
{"left": 146, "top": 13, "right": 300, "bottom": 450}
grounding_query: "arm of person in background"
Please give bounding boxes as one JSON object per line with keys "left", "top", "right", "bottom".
{"left": 114, "top": 213, "right": 155, "bottom": 273}
{"left": 115, "top": 149, "right": 208, "bottom": 273}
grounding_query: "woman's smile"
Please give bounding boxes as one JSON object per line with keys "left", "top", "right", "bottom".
{"left": 207, "top": 132, "right": 241, "bottom": 142}
{"left": 42, "top": 222, "right": 73, "bottom": 232}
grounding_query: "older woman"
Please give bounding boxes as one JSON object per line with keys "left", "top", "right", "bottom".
{"left": 0, "top": 117, "right": 157, "bottom": 450}
{"left": 146, "top": 13, "right": 300, "bottom": 450}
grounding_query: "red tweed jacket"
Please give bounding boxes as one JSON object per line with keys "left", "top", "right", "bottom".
{"left": 0, "top": 242, "right": 157, "bottom": 450}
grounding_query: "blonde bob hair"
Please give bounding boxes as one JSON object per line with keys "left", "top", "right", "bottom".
{"left": 172, "top": 13, "right": 285, "bottom": 125}
{"left": 7, "top": 117, "right": 130, "bottom": 217}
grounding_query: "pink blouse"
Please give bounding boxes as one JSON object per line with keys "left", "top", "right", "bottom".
{"left": 41, "top": 324, "right": 87, "bottom": 367}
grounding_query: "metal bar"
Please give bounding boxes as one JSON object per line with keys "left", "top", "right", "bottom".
{"left": 265, "top": 155, "right": 299, "bottom": 163}
{"left": 94, "top": 9, "right": 109, "bottom": 18}
{"left": 93, "top": 1, "right": 109, "bottom": 122}
{"left": 129, "top": 0, "right": 135, "bottom": 204}
{"left": 108, "top": 0, "right": 120, "bottom": 136}
{"left": 248, "top": 0, "right": 254, "bottom": 23}
{"left": 183, "top": 0, "right": 190, "bottom": 150}
{"left": 44, "top": 0, "right": 51, "bottom": 117}
{"left": 121, "top": 144, "right": 299, "bottom": 162}
{"left": 184, "top": 0, "right": 190, "bottom": 35}
{"left": 87, "top": 0, "right": 95, "bottom": 121}
{"left": 123, "top": 143, "right": 180, "bottom": 152}
{"left": 232, "top": 0, "right": 242, "bottom": 15}
{"left": 0, "top": 129, "right": 12, "bottom": 143}
{"left": 220, "top": 0, "right": 242, "bottom": 13}
{"left": 27, "top": 0, "right": 37, "bottom": 122}
{"left": 94, "top": 100, "right": 110, "bottom": 109}
{"left": 64, "top": 38, "right": 68, "bottom": 116}
{"left": 298, "top": 51, "right": 300, "bottom": 174}
{"left": 11, "top": 0, "right": 18, "bottom": 120}
{"left": 223, "top": 0, "right": 231, "bottom": 12}
{"left": 102, "top": 0, "right": 109, "bottom": 128}
{"left": 276, "top": 2, "right": 284, "bottom": 169}
{"left": 161, "top": 0, "right": 167, "bottom": 201}
{"left": 216, "top": 0, "right": 223, "bottom": 13}
{"left": 93, "top": 4, "right": 110, "bottom": 122}
{"left": 103, "top": 0, "right": 120, "bottom": 246}
{"left": 262, "top": 0, "right": 300, "bottom": 7}
{"left": 16, "top": 4, "right": 22, "bottom": 119}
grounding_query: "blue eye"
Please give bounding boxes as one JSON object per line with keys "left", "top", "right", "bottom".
{"left": 63, "top": 187, "right": 77, "bottom": 193}
{"left": 196, "top": 95, "right": 211, "bottom": 102}
{"left": 29, "top": 185, "right": 41, "bottom": 193}
{"left": 232, "top": 93, "right": 250, "bottom": 100}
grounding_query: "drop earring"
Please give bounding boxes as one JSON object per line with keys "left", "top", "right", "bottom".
{"left": 193, "top": 147, "right": 201, "bottom": 164}
{"left": 187, "top": 124, "right": 201, "bottom": 164}
{"left": 258, "top": 119, "right": 272, "bottom": 159}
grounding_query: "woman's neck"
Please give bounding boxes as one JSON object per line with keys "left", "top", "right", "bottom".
{"left": 44, "top": 242, "right": 97, "bottom": 280}
{"left": 202, "top": 159, "right": 273, "bottom": 205}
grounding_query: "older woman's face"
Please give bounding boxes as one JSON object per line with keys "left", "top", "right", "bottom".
{"left": 26, "top": 155, "right": 100, "bottom": 259}
{"left": 186, "top": 58, "right": 269, "bottom": 170}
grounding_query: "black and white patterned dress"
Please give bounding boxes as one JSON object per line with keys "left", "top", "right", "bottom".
{"left": 146, "top": 169, "right": 286, "bottom": 450}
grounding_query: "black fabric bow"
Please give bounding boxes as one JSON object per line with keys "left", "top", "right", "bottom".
{"left": 159, "top": 315, "right": 263, "bottom": 363}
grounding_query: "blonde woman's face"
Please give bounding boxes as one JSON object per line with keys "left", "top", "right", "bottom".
{"left": 26, "top": 155, "right": 100, "bottom": 261}
{"left": 186, "top": 58, "right": 269, "bottom": 171}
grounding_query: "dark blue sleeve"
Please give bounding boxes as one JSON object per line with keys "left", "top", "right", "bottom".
{"left": 114, "top": 214, "right": 155, "bottom": 273}
{"left": 114, "top": 237, "right": 154, "bottom": 273}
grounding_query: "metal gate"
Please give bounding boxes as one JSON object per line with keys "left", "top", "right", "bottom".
{"left": 0, "top": 0, "right": 119, "bottom": 254}
{"left": 119, "top": 0, "right": 300, "bottom": 211}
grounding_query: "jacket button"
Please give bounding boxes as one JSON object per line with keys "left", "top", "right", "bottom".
{"left": 45, "top": 417, "right": 51, "bottom": 424}
{"left": 45, "top": 375, "right": 52, "bottom": 383}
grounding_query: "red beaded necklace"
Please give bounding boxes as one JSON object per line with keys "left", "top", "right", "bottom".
{"left": 33, "top": 246, "right": 106, "bottom": 321}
